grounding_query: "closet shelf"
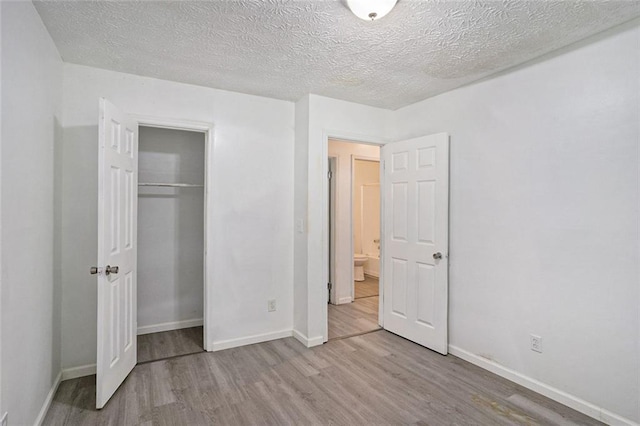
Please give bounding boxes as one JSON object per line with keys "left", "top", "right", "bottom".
{"left": 138, "top": 183, "right": 204, "bottom": 188}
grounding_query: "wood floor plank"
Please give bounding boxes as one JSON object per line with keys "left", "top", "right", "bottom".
{"left": 328, "top": 295, "right": 381, "bottom": 339}
{"left": 43, "top": 331, "right": 604, "bottom": 426}
{"left": 137, "top": 326, "right": 204, "bottom": 363}
{"left": 354, "top": 275, "right": 379, "bottom": 298}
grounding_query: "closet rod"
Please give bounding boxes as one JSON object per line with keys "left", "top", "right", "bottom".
{"left": 138, "top": 183, "right": 204, "bottom": 188}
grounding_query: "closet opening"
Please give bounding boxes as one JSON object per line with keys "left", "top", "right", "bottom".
{"left": 136, "top": 125, "right": 207, "bottom": 363}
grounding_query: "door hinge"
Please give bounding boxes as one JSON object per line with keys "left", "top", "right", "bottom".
{"left": 328, "top": 282, "right": 332, "bottom": 291}
{"left": 327, "top": 170, "right": 333, "bottom": 180}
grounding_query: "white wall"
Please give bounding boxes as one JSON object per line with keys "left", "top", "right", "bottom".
{"left": 294, "top": 94, "right": 393, "bottom": 344}
{"left": 137, "top": 126, "right": 205, "bottom": 331}
{"left": 1, "top": 6, "right": 635, "bottom": 424}
{"left": 293, "top": 95, "right": 310, "bottom": 341}
{"left": 1, "top": 2, "right": 63, "bottom": 424}
{"left": 61, "top": 64, "right": 294, "bottom": 368}
{"left": 328, "top": 140, "right": 379, "bottom": 304}
{"left": 394, "top": 20, "right": 640, "bottom": 423}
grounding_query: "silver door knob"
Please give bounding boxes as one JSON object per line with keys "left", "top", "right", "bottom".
{"left": 105, "top": 265, "right": 119, "bottom": 275}
{"left": 90, "top": 267, "right": 99, "bottom": 275}
{"left": 433, "top": 252, "right": 443, "bottom": 260}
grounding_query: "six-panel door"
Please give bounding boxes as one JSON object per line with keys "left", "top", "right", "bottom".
{"left": 382, "top": 133, "right": 449, "bottom": 354}
{"left": 96, "top": 98, "right": 138, "bottom": 409}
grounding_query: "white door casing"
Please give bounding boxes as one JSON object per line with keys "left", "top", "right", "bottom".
{"left": 96, "top": 98, "right": 138, "bottom": 408}
{"left": 382, "top": 133, "right": 449, "bottom": 354}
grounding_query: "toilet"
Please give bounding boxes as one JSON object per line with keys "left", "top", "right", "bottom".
{"left": 354, "top": 253, "right": 368, "bottom": 281}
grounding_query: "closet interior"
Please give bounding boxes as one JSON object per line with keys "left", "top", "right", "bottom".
{"left": 136, "top": 126, "right": 206, "bottom": 363}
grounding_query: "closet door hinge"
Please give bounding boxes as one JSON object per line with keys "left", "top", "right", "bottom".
{"left": 327, "top": 170, "right": 333, "bottom": 180}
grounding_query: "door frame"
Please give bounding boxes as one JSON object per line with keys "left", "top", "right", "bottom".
{"left": 350, "top": 155, "right": 381, "bottom": 303}
{"left": 328, "top": 156, "right": 337, "bottom": 305}
{"left": 130, "top": 114, "right": 214, "bottom": 351}
{"left": 322, "top": 131, "right": 386, "bottom": 342}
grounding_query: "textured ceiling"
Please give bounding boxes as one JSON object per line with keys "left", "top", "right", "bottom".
{"left": 34, "top": 0, "right": 640, "bottom": 110}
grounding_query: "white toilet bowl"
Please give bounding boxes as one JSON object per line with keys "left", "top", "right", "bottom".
{"left": 354, "top": 253, "right": 368, "bottom": 282}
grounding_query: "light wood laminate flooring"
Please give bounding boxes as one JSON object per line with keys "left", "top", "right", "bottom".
{"left": 354, "top": 275, "right": 379, "bottom": 299}
{"left": 328, "top": 296, "right": 381, "bottom": 340}
{"left": 43, "top": 330, "right": 602, "bottom": 425}
{"left": 137, "top": 326, "right": 204, "bottom": 363}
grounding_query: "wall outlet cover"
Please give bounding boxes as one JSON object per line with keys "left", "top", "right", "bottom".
{"left": 530, "top": 334, "right": 542, "bottom": 353}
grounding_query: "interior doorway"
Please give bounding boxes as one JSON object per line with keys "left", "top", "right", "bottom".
{"left": 321, "top": 132, "right": 450, "bottom": 354}
{"left": 327, "top": 139, "right": 382, "bottom": 340}
{"left": 135, "top": 125, "right": 206, "bottom": 363}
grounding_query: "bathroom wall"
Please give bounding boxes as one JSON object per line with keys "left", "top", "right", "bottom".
{"left": 328, "top": 140, "right": 380, "bottom": 304}
{"left": 353, "top": 159, "right": 380, "bottom": 257}
{"left": 137, "top": 126, "right": 205, "bottom": 333}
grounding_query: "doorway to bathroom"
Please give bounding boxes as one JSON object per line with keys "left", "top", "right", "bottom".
{"left": 327, "top": 139, "right": 382, "bottom": 340}
{"left": 320, "top": 131, "right": 450, "bottom": 357}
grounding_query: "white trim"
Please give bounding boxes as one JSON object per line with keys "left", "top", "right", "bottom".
{"left": 211, "top": 329, "right": 293, "bottom": 352}
{"left": 129, "top": 114, "right": 213, "bottom": 132}
{"left": 337, "top": 296, "right": 353, "bottom": 305}
{"left": 292, "top": 329, "right": 308, "bottom": 346}
{"left": 293, "top": 329, "right": 324, "bottom": 348}
{"left": 33, "top": 371, "right": 61, "bottom": 426}
{"left": 130, "top": 114, "right": 214, "bottom": 352}
{"left": 137, "top": 318, "right": 203, "bottom": 335}
{"left": 448, "top": 345, "right": 638, "bottom": 426}
{"left": 307, "top": 335, "right": 325, "bottom": 347}
{"left": 61, "top": 364, "right": 96, "bottom": 381}
{"left": 328, "top": 156, "right": 338, "bottom": 305}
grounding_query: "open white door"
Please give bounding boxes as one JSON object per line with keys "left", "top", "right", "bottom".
{"left": 96, "top": 98, "right": 138, "bottom": 408}
{"left": 382, "top": 133, "right": 449, "bottom": 354}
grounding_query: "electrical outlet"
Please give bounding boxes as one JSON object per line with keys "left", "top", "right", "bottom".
{"left": 530, "top": 334, "right": 542, "bottom": 353}
{"left": 1, "top": 411, "right": 8, "bottom": 426}
{"left": 268, "top": 299, "right": 276, "bottom": 312}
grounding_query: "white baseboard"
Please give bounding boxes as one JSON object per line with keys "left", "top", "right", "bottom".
{"left": 61, "top": 364, "right": 96, "bottom": 381}
{"left": 211, "top": 329, "right": 292, "bottom": 352}
{"left": 34, "top": 371, "right": 61, "bottom": 426}
{"left": 337, "top": 296, "right": 353, "bottom": 305}
{"left": 292, "top": 329, "right": 324, "bottom": 348}
{"left": 448, "top": 345, "right": 638, "bottom": 426}
{"left": 137, "top": 318, "right": 203, "bottom": 335}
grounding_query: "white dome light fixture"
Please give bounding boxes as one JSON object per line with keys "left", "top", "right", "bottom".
{"left": 347, "top": 0, "right": 398, "bottom": 21}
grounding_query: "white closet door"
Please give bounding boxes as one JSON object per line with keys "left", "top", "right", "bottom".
{"left": 96, "top": 98, "right": 138, "bottom": 408}
{"left": 382, "top": 133, "right": 449, "bottom": 354}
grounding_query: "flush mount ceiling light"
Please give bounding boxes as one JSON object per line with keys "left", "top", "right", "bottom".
{"left": 347, "top": 0, "right": 398, "bottom": 21}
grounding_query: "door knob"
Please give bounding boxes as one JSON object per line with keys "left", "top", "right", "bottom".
{"left": 105, "top": 265, "right": 119, "bottom": 275}
{"left": 433, "top": 252, "right": 443, "bottom": 260}
{"left": 90, "top": 265, "right": 119, "bottom": 275}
